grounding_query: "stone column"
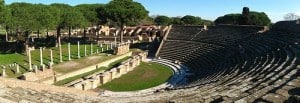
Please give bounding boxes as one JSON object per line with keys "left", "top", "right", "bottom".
{"left": 96, "top": 48, "right": 99, "bottom": 54}
{"left": 68, "top": 43, "right": 71, "bottom": 61}
{"left": 48, "top": 62, "right": 53, "bottom": 69}
{"left": 84, "top": 45, "right": 87, "bottom": 56}
{"left": 90, "top": 43, "right": 93, "bottom": 55}
{"left": 28, "top": 49, "right": 32, "bottom": 71}
{"left": 33, "top": 65, "right": 38, "bottom": 73}
{"left": 114, "top": 36, "right": 117, "bottom": 47}
{"left": 77, "top": 41, "right": 80, "bottom": 58}
{"left": 2, "top": 69, "right": 6, "bottom": 77}
{"left": 50, "top": 49, "right": 53, "bottom": 64}
{"left": 40, "top": 47, "right": 43, "bottom": 65}
{"left": 101, "top": 48, "right": 104, "bottom": 52}
{"left": 5, "top": 32, "right": 8, "bottom": 42}
{"left": 99, "top": 74, "right": 104, "bottom": 85}
{"left": 106, "top": 44, "right": 109, "bottom": 50}
{"left": 16, "top": 64, "right": 20, "bottom": 73}
{"left": 40, "top": 64, "right": 45, "bottom": 71}
{"left": 100, "top": 43, "right": 103, "bottom": 48}
{"left": 110, "top": 43, "right": 113, "bottom": 49}
{"left": 59, "top": 44, "right": 63, "bottom": 62}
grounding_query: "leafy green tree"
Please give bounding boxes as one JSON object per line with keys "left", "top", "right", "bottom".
{"left": 154, "top": 15, "right": 171, "bottom": 25}
{"left": 51, "top": 3, "right": 88, "bottom": 44}
{"left": 35, "top": 5, "right": 60, "bottom": 37}
{"left": 214, "top": 7, "right": 270, "bottom": 26}
{"left": 0, "top": 0, "right": 5, "bottom": 24}
{"left": 181, "top": 15, "right": 202, "bottom": 25}
{"left": 7, "top": 3, "right": 40, "bottom": 54}
{"left": 215, "top": 14, "right": 240, "bottom": 25}
{"left": 8, "top": 3, "right": 36, "bottom": 35}
{"left": 248, "top": 12, "right": 271, "bottom": 25}
{"left": 105, "top": 0, "right": 148, "bottom": 42}
{"left": 138, "top": 16, "right": 154, "bottom": 25}
{"left": 75, "top": 4, "right": 106, "bottom": 26}
{"left": 171, "top": 17, "right": 182, "bottom": 25}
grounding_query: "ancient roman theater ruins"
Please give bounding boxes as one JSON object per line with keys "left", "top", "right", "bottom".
{"left": 0, "top": 1, "right": 300, "bottom": 103}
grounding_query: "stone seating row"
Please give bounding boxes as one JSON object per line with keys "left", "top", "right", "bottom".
{"left": 158, "top": 27, "right": 300, "bottom": 102}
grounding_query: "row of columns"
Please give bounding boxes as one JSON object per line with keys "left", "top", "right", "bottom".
{"left": 27, "top": 42, "right": 113, "bottom": 72}
{"left": 1, "top": 63, "right": 20, "bottom": 77}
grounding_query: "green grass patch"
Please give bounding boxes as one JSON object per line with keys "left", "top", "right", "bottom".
{"left": 54, "top": 56, "right": 130, "bottom": 86}
{"left": 99, "top": 62, "right": 173, "bottom": 92}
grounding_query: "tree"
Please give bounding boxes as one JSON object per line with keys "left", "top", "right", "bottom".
{"left": 284, "top": 13, "right": 300, "bottom": 21}
{"left": 105, "top": 0, "right": 148, "bottom": 43}
{"left": 0, "top": 0, "right": 5, "bottom": 24}
{"left": 7, "top": 3, "right": 40, "bottom": 54}
{"left": 248, "top": 11, "right": 271, "bottom": 25}
{"left": 171, "top": 17, "right": 182, "bottom": 25}
{"left": 214, "top": 7, "right": 270, "bottom": 26}
{"left": 215, "top": 14, "right": 240, "bottom": 25}
{"left": 154, "top": 15, "right": 171, "bottom": 25}
{"left": 181, "top": 15, "right": 202, "bottom": 25}
{"left": 51, "top": 3, "right": 88, "bottom": 45}
{"left": 75, "top": 4, "right": 106, "bottom": 26}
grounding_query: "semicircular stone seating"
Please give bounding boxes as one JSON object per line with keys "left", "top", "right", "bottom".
{"left": 157, "top": 25, "right": 300, "bottom": 102}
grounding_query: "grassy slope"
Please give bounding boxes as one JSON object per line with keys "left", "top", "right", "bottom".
{"left": 99, "top": 62, "right": 173, "bottom": 92}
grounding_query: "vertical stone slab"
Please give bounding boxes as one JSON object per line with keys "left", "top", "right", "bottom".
{"left": 114, "top": 36, "right": 117, "bottom": 47}
{"left": 40, "top": 47, "right": 43, "bottom": 65}
{"left": 109, "top": 71, "right": 113, "bottom": 81}
{"left": 68, "top": 43, "right": 71, "bottom": 61}
{"left": 16, "top": 64, "right": 20, "bottom": 73}
{"left": 40, "top": 64, "right": 45, "bottom": 71}
{"left": 90, "top": 43, "right": 93, "bottom": 55}
{"left": 106, "top": 44, "right": 109, "bottom": 50}
{"left": 101, "top": 48, "right": 104, "bottom": 52}
{"left": 28, "top": 49, "right": 32, "bottom": 71}
{"left": 33, "top": 65, "right": 38, "bottom": 73}
{"left": 84, "top": 45, "right": 87, "bottom": 56}
{"left": 99, "top": 74, "right": 104, "bottom": 85}
{"left": 110, "top": 42, "right": 113, "bottom": 49}
{"left": 77, "top": 41, "right": 80, "bottom": 58}
{"left": 59, "top": 44, "right": 63, "bottom": 62}
{"left": 48, "top": 62, "right": 53, "bottom": 69}
{"left": 2, "top": 68, "right": 6, "bottom": 77}
{"left": 50, "top": 49, "right": 54, "bottom": 64}
{"left": 5, "top": 32, "right": 8, "bottom": 42}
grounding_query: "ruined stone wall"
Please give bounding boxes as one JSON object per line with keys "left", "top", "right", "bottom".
{"left": 70, "top": 52, "right": 148, "bottom": 90}
{"left": 0, "top": 77, "right": 98, "bottom": 96}
{"left": 41, "top": 52, "right": 133, "bottom": 84}
{"left": 114, "top": 43, "right": 130, "bottom": 55}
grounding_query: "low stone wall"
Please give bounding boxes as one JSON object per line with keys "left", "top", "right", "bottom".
{"left": 20, "top": 64, "right": 54, "bottom": 82}
{"left": 41, "top": 52, "right": 133, "bottom": 84}
{"left": 0, "top": 77, "right": 98, "bottom": 96}
{"left": 114, "top": 43, "right": 130, "bottom": 55}
{"left": 70, "top": 52, "right": 148, "bottom": 90}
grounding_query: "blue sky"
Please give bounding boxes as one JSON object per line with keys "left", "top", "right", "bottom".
{"left": 5, "top": 0, "right": 300, "bottom": 22}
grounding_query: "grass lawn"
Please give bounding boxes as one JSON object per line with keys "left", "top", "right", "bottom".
{"left": 0, "top": 43, "right": 111, "bottom": 78}
{"left": 99, "top": 62, "right": 173, "bottom": 92}
{"left": 54, "top": 56, "right": 131, "bottom": 86}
